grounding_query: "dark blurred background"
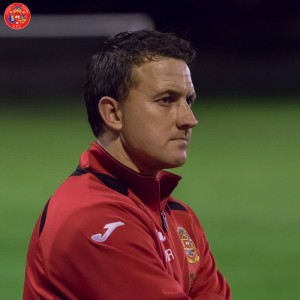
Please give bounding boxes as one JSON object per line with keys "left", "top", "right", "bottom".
{"left": 1, "top": 0, "right": 300, "bottom": 100}
{"left": 1, "top": 2, "right": 300, "bottom": 299}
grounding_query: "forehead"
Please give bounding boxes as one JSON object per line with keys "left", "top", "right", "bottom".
{"left": 132, "top": 58, "right": 194, "bottom": 93}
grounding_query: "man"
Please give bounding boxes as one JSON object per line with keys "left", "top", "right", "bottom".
{"left": 23, "top": 30, "right": 231, "bottom": 299}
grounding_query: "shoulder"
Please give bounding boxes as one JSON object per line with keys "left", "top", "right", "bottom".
{"left": 167, "top": 198, "right": 206, "bottom": 238}
{"left": 167, "top": 198, "right": 195, "bottom": 215}
{"left": 40, "top": 171, "right": 154, "bottom": 241}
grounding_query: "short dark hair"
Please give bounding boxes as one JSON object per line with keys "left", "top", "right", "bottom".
{"left": 84, "top": 30, "right": 196, "bottom": 137}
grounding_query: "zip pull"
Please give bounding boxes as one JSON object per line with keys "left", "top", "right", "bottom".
{"left": 161, "top": 210, "right": 168, "bottom": 232}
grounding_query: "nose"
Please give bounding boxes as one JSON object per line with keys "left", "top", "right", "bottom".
{"left": 177, "top": 101, "right": 198, "bottom": 129}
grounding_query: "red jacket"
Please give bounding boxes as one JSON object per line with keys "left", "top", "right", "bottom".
{"left": 24, "top": 142, "right": 231, "bottom": 299}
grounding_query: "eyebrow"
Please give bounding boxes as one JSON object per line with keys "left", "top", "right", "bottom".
{"left": 153, "top": 89, "right": 197, "bottom": 101}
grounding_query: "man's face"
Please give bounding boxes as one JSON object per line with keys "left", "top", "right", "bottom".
{"left": 119, "top": 58, "right": 198, "bottom": 175}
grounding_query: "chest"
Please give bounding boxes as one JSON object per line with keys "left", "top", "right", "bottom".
{"left": 150, "top": 208, "right": 202, "bottom": 293}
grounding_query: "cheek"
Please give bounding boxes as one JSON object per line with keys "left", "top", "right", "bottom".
{"left": 122, "top": 119, "right": 165, "bottom": 153}
{"left": 129, "top": 123, "right": 161, "bottom": 145}
{"left": 121, "top": 104, "right": 173, "bottom": 148}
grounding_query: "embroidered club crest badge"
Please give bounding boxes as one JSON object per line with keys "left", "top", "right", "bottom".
{"left": 177, "top": 226, "right": 200, "bottom": 264}
{"left": 4, "top": 3, "right": 31, "bottom": 30}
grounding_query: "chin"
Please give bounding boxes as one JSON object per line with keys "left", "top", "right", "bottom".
{"left": 163, "top": 157, "right": 187, "bottom": 169}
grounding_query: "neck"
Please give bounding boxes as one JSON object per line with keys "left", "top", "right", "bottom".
{"left": 97, "top": 136, "right": 159, "bottom": 177}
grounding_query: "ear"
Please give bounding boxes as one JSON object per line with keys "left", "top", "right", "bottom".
{"left": 98, "top": 96, "right": 122, "bottom": 132}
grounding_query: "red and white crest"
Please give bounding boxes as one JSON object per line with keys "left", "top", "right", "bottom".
{"left": 177, "top": 226, "right": 200, "bottom": 264}
{"left": 4, "top": 3, "right": 31, "bottom": 30}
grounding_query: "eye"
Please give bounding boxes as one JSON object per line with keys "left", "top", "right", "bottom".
{"left": 186, "top": 97, "right": 195, "bottom": 106}
{"left": 159, "top": 97, "right": 174, "bottom": 105}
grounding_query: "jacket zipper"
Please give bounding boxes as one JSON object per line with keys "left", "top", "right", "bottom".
{"left": 160, "top": 210, "right": 168, "bottom": 231}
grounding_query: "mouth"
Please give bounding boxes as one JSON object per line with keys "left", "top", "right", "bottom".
{"left": 172, "top": 137, "right": 189, "bottom": 146}
{"left": 176, "top": 137, "right": 188, "bottom": 142}
{"left": 171, "top": 131, "right": 191, "bottom": 144}
{"left": 173, "top": 134, "right": 190, "bottom": 142}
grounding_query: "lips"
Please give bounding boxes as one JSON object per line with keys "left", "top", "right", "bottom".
{"left": 171, "top": 137, "right": 189, "bottom": 147}
{"left": 172, "top": 135, "right": 190, "bottom": 143}
{"left": 176, "top": 138, "right": 188, "bottom": 141}
{"left": 171, "top": 131, "right": 191, "bottom": 143}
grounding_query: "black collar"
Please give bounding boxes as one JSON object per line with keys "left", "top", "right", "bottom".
{"left": 79, "top": 142, "right": 182, "bottom": 210}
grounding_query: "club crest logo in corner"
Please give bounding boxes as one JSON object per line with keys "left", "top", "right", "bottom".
{"left": 4, "top": 3, "right": 31, "bottom": 30}
{"left": 177, "top": 226, "right": 200, "bottom": 264}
